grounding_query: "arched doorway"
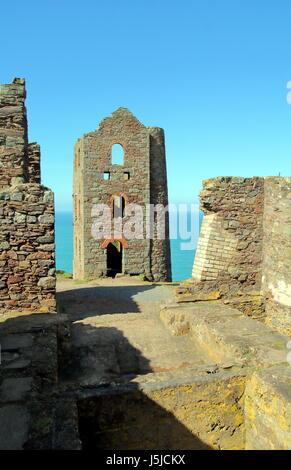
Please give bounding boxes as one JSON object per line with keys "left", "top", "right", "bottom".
{"left": 106, "top": 241, "right": 122, "bottom": 277}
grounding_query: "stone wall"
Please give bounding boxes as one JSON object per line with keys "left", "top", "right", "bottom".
{"left": 73, "top": 108, "right": 171, "bottom": 281}
{"left": 0, "top": 78, "right": 29, "bottom": 187}
{"left": 191, "top": 176, "right": 290, "bottom": 334}
{"left": 245, "top": 366, "right": 291, "bottom": 450}
{"left": 78, "top": 372, "right": 246, "bottom": 450}
{"left": 0, "top": 79, "right": 56, "bottom": 313}
{"left": 0, "top": 184, "right": 55, "bottom": 312}
{"left": 192, "top": 177, "right": 264, "bottom": 294}
{"left": 27, "top": 143, "right": 41, "bottom": 184}
{"left": 262, "top": 177, "right": 291, "bottom": 335}
{"left": 149, "top": 127, "right": 172, "bottom": 281}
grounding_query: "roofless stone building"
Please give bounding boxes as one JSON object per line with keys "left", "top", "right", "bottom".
{"left": 73, "top": 107, "right": 171, "bottom": 281}
{"left": 0, "top": 79, "right": 290, "bottom": 451}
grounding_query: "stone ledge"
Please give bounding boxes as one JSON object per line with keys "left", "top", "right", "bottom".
{"left": 160, "top": 302, "right": 289, "bottom": 368}
{"left": 245, "top": 365, "right": 291, "bottom": 450}
{"left": 0, "top": 312, "right": 68, "bottom": 333}
{"left": 76, "top": 370, "right": 246, "bottom": 450}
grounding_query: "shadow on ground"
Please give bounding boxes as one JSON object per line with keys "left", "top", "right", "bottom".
{"left": 58, "top": 323, "right": 154, "bottom": 383}
{"left": 59, "top": 322, "right": 212, "bottom": 450}
{"left": 0, "top": 307, "right": 212, "bottom": 450}
{"left": 78, "top": 386, "right": 213, "bottom": 450}
{"left": 57, "top": 284, "right": 171, "bottom": 320}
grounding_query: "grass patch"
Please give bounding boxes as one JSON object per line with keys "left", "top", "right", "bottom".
{"left": 272, "top": 342, "right": 286, "bottom": 350}
{"left": 73, "top": 277, "right": 95, "bottom": 284}
{"left": 56, "top": 270, "right": 73, "bottom": 279}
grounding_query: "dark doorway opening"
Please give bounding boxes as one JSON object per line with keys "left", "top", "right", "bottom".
{"left": 106, "top": 241, "right": 122, "bottom": 277}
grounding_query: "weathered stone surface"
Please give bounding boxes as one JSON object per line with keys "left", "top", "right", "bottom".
{"left": 192, "top": 177, "right": 264, "bottom": 289}
{"left": 0, "top": 79, "right": 56, "bottom": 313}
{"left": 245, "top": 365, "right": 291, "bottom": 450}
{"left": 37, "top": 276, "right": 55, "bottom": 289}
{"left": 176, "top": 291, "right": 222, "bottom": 302}
{"left": 77, "top": 371, "right": 246, "bottom": 450}
{"left": 0, "top": 241, "right": 9, "bottom": 250}
{"left": 160, "top": 302, "right": 289, "bottom": 368}
{"left": 2, "top": 358, "right": 31, "bottom": 370}
{"left": 262, "top": 177, "right": 291, "bottom": 335}
{"left": 73, "top": 108, "right": 171, "bottom": 281}
{"left": 0, "top": 404, "right": 29, "bottom": 449}
{"left": 0, "top": 377, "right": 32, "bottom": 402}
{"left": 38, "top": 214, "right": 54, "bottom": 224}
{"left": 1, "top": 333, "right": 33, "bottom": 350}
{"left": 27, "top": 142, "right": 41, "bottom": 183}
{"left": 191, "top": 176, "right": 290, "bottom": 336}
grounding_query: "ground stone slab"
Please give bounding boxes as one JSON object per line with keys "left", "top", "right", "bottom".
{"left": 0, "top": 404, "right": 29, "bottom": 449}
{"left": 1, "top": 333, "right": 33, "bottom": 350}
{"left": 245, "top": 365, "right": 291, "bottom": 450}
{"left": 0, "top": 377, "right": 32, "bottom": 402}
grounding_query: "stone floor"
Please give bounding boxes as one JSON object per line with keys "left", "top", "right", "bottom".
{"left": 56, "top": 277, "right": 210, "bottom": 387}
{"left": 0, "top": 276, "right": 289, "bottom": 449}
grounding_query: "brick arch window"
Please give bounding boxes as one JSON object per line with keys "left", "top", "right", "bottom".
{"left": 111, "top": 143, "right": 124, "bottom": 165}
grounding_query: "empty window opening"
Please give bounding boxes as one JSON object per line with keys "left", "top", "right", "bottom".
{"left": 106, "top": 241, "right": 122, "bottom": 277}
{"left": 123, "top": 172, "right": 130, "bottom": 180}
{"left": 112, "top": 144, "right": 124, "bottom": 165}
{"left": 113, "top": 195, "right": 125, "bottom": 218}
{"left": 103, "top": 172, "right": 110, "bottom": 180}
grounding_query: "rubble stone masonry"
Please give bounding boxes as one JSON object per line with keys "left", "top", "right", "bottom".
{"left": 73, "top": 107, "right": 171, "bottom": 281}
{"left": 192, "top": 176, "right": 290, "bottom": 335}
{"left": 262, "top": 177, "right": 291, "bottom": 334}
{"left": 192, "top": 177, "right": 264, "bottom": 290}
{"left": 0, "top": 79, "right": 56, "bottom": 313}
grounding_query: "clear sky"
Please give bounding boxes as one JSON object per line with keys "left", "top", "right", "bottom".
{"left": 2, "top": 0, "right": 291, "bottom": 211}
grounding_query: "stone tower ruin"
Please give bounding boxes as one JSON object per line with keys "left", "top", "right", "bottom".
{"left": 0, "top": 78, "right": 56, "bottom": 313}
{"left": 73, "top": 107, "right": 171, "bottom": 281}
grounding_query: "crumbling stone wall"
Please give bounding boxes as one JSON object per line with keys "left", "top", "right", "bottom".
{"left": 191, "top": 176, "right": 290, "bottom": 335}
{"left": 262, "top": 177, "right": 291, "bottom": 335}
{"left": 245, "top": 366, "right": 291, "bottom": 450}
{"left": 73, "top": 108, "right": 171, "bottom": 281}
{"left": 192, "top": 177, "right": 264, "bottom": 293}
{"left": 0, "top": 78, "right": 29, "bottom": 187}
{"left": 27, "top": 143, "right": 41, "bottom": 184}
{"left": 0, "top": 79, "right": 56, "bottom": 313}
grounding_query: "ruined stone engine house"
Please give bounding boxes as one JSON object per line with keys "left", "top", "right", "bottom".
{"left": 73, "top": 108, "right": 171, "bottom": 281}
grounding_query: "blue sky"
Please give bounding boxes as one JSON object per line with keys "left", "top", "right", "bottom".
{"left": 2, "top": 0, "right": 291, "bottom": 211}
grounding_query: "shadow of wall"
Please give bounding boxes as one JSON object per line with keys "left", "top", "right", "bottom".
{"left": 65, "top": 324, "right": 213, "bottom": 450}
{"left": 56, "top": 284, "right": 159, "bottom": 320}
{"left": 0, "top": 308, "right": 243, "bottom": 450}
{"left": 78, "top": 387, "right": 212, "bottom": 450}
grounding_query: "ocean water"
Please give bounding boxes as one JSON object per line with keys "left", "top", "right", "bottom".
{"left": 55, "top": 211, "right": 202, "bottom": 282}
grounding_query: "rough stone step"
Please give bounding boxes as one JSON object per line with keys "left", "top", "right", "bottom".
{"left": 160, "top": 302, "right": 289, "bottom": 368}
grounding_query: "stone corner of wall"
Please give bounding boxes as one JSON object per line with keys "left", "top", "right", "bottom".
{"left": 245, "top": 365, "right": 291, "bottom": 450}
